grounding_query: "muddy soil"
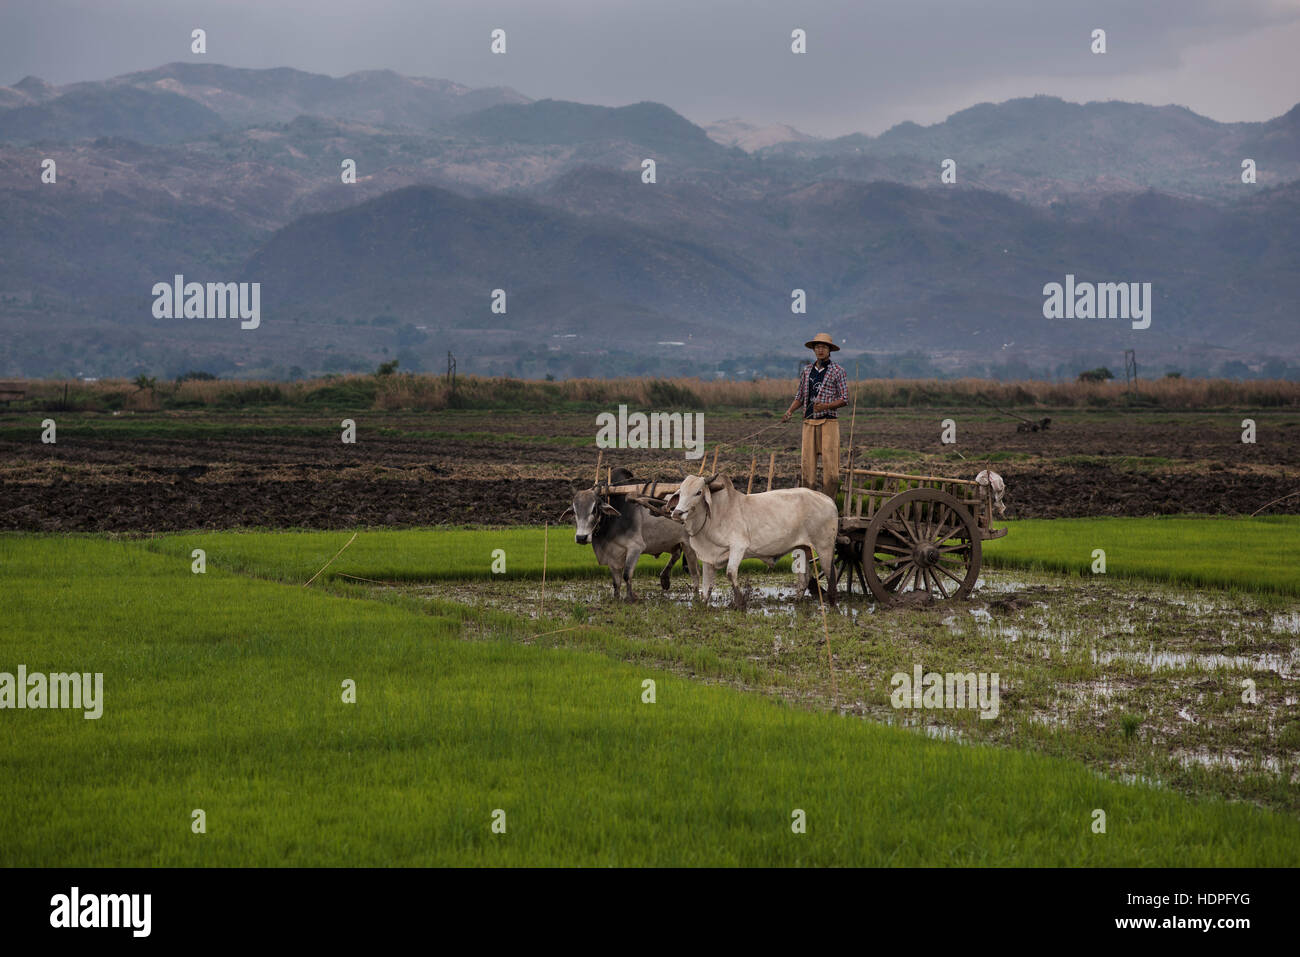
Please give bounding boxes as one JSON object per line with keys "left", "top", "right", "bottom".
{"left": 2, "top": 409, "right": 1296, "bottom": 531}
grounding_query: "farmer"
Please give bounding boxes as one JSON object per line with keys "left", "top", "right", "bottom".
{"left": 782, "top": 333, "right": 849, "bottom": 499}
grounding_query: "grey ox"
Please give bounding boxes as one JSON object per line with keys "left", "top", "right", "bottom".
{"left": 669, "top": 473, "right": 839, "bottom": 608}
{"left": 561, "top": 468, "right": 700, "bottom": 602}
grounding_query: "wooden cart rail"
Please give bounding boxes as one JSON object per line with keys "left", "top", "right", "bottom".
{"left": 600, "top": 481, "right": 682, "bottom": 497}
{"left": 841, "top": 467, "right": 1005, "bottom": 540}
{"left": 843, "top": 468, "right": 980, "bottom": 486}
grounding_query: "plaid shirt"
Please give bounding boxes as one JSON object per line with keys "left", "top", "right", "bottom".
{"left": 794, "top": 360, "right": 848, "bottom": 419}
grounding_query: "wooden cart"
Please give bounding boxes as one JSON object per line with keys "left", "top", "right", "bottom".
{"left": 595, "top": 463, "right": 1005, "bottom": 606}
{"left": 834, "top": 468, "right": 1006, "bottom": 604}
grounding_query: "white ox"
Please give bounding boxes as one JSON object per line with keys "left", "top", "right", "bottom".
{"left": 670, "top": 474, "right": 840, "bottom": 607}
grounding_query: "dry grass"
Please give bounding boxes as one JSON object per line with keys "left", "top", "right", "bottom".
{"left": 9, "top": 374, "right": 1300, "bottom": 412}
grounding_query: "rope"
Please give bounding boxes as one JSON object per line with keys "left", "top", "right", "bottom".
{"left": 713, "top": 420, "right": 789, "bottom": 455}
{"left": 532, "top": 625, "right": 588, "bottom": 640}
{"left": 302, "top": 532, "right": 358, "bottom": 587}
{"left": 1250, "top": 490, "right": 1300, "bottom": 517}
{"left": 335, "top": 572, "right": 403, "bottom": 586}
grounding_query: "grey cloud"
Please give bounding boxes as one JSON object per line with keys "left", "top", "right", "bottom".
{"left": 2, "top": 0, "right": 1297, "bottom": 135}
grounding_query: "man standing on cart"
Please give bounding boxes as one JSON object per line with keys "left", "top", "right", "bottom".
{"left": 782, "top": 332, "right": 849, "bottom": 500}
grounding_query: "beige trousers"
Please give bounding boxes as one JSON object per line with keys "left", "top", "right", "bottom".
{"left": 801, "top": 418, "right": 840, "bottom": 500}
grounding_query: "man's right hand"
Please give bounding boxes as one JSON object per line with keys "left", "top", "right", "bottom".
{"left": 781, "top": 410, "right": 792, "bottom": 422}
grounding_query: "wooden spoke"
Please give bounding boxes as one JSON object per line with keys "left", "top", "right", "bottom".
{"left": 899, "top": 516, "right": 923, "bottom": 545}
{"left": 864, "top": 487, "right": 982, "bottom": 605}
{"left": 907, "top": 566, "right": 923, "bottom": 593}
{"left": 934, "top": 562, "right": 965, "bottom": 586}
{"left": 930, "top": 505, "right": 957, "bottom": 542}
{"left": 881, "top": 564, "right": 910, "bottom": 591}
{"left": 874, "top": 541, "right": 912, "bottom": 554}
{"left": 928, "top": 567, "right": 950, "bottom": 599}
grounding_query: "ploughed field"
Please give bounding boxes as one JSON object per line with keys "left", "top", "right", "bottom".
{"left": 1, "top": 408, "right": 1297, "bottom": 531}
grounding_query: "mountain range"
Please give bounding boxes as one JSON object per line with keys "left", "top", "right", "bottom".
{"left": 1, "top": 62, "right": 1296, "bottom": 380}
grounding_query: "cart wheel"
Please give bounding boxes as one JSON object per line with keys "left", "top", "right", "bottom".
{"left": 864, "top": 488, "right": 981, "bottom": 604}
{"left": 831, "top": 536, "right": 868, "bottom": 596}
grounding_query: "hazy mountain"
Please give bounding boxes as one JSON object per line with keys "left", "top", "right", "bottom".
{"left": 0, "top": 76, "right": 58, "bottom": 109}
{"left": 761, "top": 95, "right": 1300, "bottom": 201}
{"left": 0, "top": 85, "right": 226, "bottom": 144}
{"left": 243, "top": 184, "right": 775, "bottom": 347}
{"left": 451, "top": 99, "right": 741, "bottom": 167}
{"left": 111, "top": 62, "right": 530, "bottom": 128}
{"left": 704, "top": 118, "right": 817, "bottom": 152}
{"left": 231, "top": 178, "right": 1299, "bottom": 367}
{"left": 0, "top": 62, "right": 529, "bottom": 143}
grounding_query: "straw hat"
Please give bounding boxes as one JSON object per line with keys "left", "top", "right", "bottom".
{"left": 804, "top": 332, "right": 840, "bottom": 352}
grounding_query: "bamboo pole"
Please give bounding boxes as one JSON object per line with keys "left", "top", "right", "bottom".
{"left": 711, "top": 448, "right": 719, "bottom": 473}
{"left": 843, "top": 362, "right": 858, "bottom": 518}
{"left": 601, "top": 482, "right": 681, "bottom": 495}
{"left": 746, "top": 455, "right": 756, "bottom": 494}
{"left": 594, "top": 450, "right": 603, "bottom": 485}
{"left": 842, "top": 445, "right": 855, "bottom": 518}
{"left": 844, "top": 468, "right": 980, "bottom": 486}
{"left": 767, "top": 451, "right": 776, "bottom": 491}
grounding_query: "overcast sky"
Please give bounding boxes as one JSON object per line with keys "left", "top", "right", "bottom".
{"left": 4, "top": 0, "right": 1298, "bottom": 136}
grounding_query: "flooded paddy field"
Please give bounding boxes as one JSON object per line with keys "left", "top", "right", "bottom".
{"left": 378, "top": 566, "right": 1300, "bottom": 816}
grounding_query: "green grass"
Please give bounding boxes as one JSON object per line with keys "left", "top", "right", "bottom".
{"left": 141, "top": 527, "right": 791, "bottom": 584}
{"left": 151, "top": 514, "right": 1300, "bottom": 596}
{"left": 3, "top": 532, "right": 1300, "bottom": 865}
{"left": 984, "top": 515, "right": 1300, "bottom": 596}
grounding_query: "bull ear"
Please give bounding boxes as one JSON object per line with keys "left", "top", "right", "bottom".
{"left": 599, "top": 501, "right": 620, "bottom": 516}
{"left": 702, "top": 484, "right": 713, "bottom": 508}
{"left": 665, "top": 493, "right": 680, "bottom": 511}
{"left": 559, "top": 505, "right": 575, "bottom": 521}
